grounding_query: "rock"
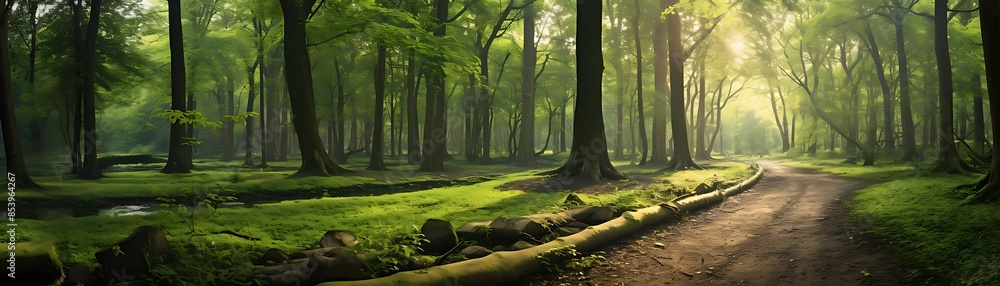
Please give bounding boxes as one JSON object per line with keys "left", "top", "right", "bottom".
{"left": 0, "top": 242, "right": 64, "bottom": 285}
{"left": 419, "top": 219, "right": 458, "bottom": 255}
{"left": 319, "top": 230, "right": 357, "bottom": 248}
{"left": 653, "top": 242, "right": 666, "bottom": 248}
{"left": 265, "top": 270, "right": 308, "bottom": 286}
{"left": 510, "top": 240, "right": 537, "bottom": 251}
{"left": 491, "top": 245, "right": 509, "bottom": 252}
{"left": 304, "top": 248, "right": 367, "bottom": 284}
{"left": 259, "top": 258, "right": 309, "bottom": 275}
{"left": 553, "top": 227, "right": 583, "bottom": 237}
{"left": 455, "top": 221, "right": 493, "bottom": 247}
{"left": 254, "top": 248, "right": 290, "bottom": 266}
{"left": 289, "top": 247, "right": 337, "bottom": 260}
{"left": 693, "top": 183, "right": 714, "bottom": 194}
{"left": 94, "top": 226, "right": 170, "bottom": 279}
{"left": 565, "top": 206, "right": 614, "bottom": 225}
{"left": 563, "top": 193, "right": 586, "bottom": 207}
{"left": 489, "top": 217, "right": 549, "bottom": 243}
{"left": 565, "top": 221, "right": 590, "bottom": 229}
{"left": 459, "top": 246, "right": 493, "bottom": 259}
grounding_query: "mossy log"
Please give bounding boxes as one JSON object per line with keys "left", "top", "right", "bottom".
{"left": 317, "top": 165, "right": 764, "bottom": 286}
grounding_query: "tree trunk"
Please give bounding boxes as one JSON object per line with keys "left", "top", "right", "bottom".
{"left": 162, "top": 0, "right": 191, "bottom": 173}
{"left": 973, "top": 73, "right": 986, "bottom": 152}
{"left": 863, "top": 22, "right": 895, "bottom": 154}
{"left": 70, "top": 0, "right": 83, "bottom": 174}
{"left": 368, "top": 43, "right": 388, "bottom": 171}
{"left": 278, "top": 93, "right": 289, "bottom": 161}
{"left": 517, "top": 2, "right": 537, "bottom": 166}
{"left": 892, "top": 2, "right": 919, "bottom": 161}
{"left": 664, "top": 0, "right": 700, "bottom": 170}
{"left": 333, "top": 58, "right": 347, "bottom": 163}
{"left": 933, "top": 0, "right": 968, "bottom": 173}
{"left": 971, "top": 0, "right": 999, "bottom": 201}
{"left": 406, "top": 56, "right": 420, "bottom": 164}
{"left": 77, "top": 0, "right": 102, "bottom": 179}
{"left": 633, "top": 0, "right": 648, "bottom": 164}
{"left": 650, "top": 0, "right": 669, "bottom": 165}
{"left": 278, "top": 0, "right": 348, "bottom": 176}
{"left": 694, "top": 59, "right": 709, "bottom": 160}
{"left": 1, "top": 2, "right": 40, "bottom": 188}
{"left": 419, "top": 0, "right": 449, "bottom": 172}
{"left": 223, "top": 76, "right": 235, "bottom": 161}
{"left": 543, "top": 0, "right": 624, "bottom": 181}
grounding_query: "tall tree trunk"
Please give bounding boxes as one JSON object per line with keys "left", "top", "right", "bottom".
{"left": 971, "top": 0, "right": 999, "bottom": 201}
{"left": 633, "top": 0, "right": 648, "bottom": 164}
{"left": 223, "top": 76, "right": 235, "bottom": 161}
{"left": 368, "top": 43, "right": 388, "bottom": 170}
{"left": 864, "top": 22, "right": 896, "bottom": 153}
{"left": 70, "top": 0, "right": 83, "bottom": 174}
{"left": 933, "top": 0, "right": 968, "bottom": 173}
{"left": 78, "top": 0, "right": 102, "bottom": 179}
{"left": 544, "top": 0, "right": 623, "bottom": 181}
{"left": 278, "top": 93, "right": 289, "bottom": 161}
{"left": 419, "top": 0, "right": 448, "bottom": 172}
{"left": 973, "top": 73, "right": 986, "bottom": 152}
{"left": 517, "top": 1, "right": 537, "bottom": 166}
{"left": 163, "top": 0, "right": 191, "bottom": 173}
{"left": 406, "top": 56, "right": 420, "bottom": 164}
{"left": 694, "top": 59, "right": 710, "bottom": 160}
{"left": 244, "top": 65, "right": 256, "bottom": 166}
{"left": 278, "top": 0, "right": 348, "bottom": 176}
{"left": 1, "top": 1, "right": 40, "bottom": 188}
{"left": 333, "top": 58, "right": 347, "bottom": 163}
{"left": 664, "top": 0, "right": 700, "bottom": 170}
{"left": 650, "top": 0, "right": 669, "bottom": 165}
{"left": 892, "top": 1, "right": 918, "bottom": 161}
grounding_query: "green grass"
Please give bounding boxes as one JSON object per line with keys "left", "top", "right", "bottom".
{"left": 17, "top": 158, "right": 755, "bottom": 279}
{"left": 773, "top": 154, "right": 1000, "bottom": 285}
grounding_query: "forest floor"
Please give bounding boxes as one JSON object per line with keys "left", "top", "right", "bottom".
{"left": 524, "top": 161, "right": 904, "bottom": 286}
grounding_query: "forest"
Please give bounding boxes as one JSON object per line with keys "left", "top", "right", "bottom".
{"left": 0, "top": 0, "right": 998, "bottom": 285}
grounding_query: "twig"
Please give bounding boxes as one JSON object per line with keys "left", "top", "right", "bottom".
{"left": 649, "top": 256, "right": 665, "bottom": 266}
{"left": 678, "top": 269, "right": 694, "bottom": 277}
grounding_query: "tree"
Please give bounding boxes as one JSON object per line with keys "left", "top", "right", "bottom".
{"left": 970, "top": 0, "right": 999, "bottom": 201}
{"left": 161, "top": 0, "right": 191, "bottom": 174}
{"left": 543, "top": 0, "right": 624, "bottom": 181}
{"left": 1, "top": 0, "right": 40, "bottom": 188}
{"left": 632, "top": 0, "right": 648, "bottom": 164}
{"left": 932, "top": 0, "right": 969, "bottom": 173}
{"left": 516, "top": 0, "right": 536, "bottom": 166}
{"left": 663, "top": 0, "right": 700, "bottom": 170}
{"left": 77, "top": 0, "right": 102, "bottom": 179}
{"left": 278, "top": 0, "right": 349, "bottom": 176}
{"left": 368, "top": 43, "right": 389, "bottom": 171}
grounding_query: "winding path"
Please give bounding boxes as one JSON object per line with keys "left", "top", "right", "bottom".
{"left": 526, "top": 161, "right": 902, "bottom": 285}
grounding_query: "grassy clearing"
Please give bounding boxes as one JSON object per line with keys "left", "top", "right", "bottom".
{"left": 773, "top": 154, "right": 1000, "bottom": 285}
{"left": 17, "top": 158, "right": 754, "bottom": 276}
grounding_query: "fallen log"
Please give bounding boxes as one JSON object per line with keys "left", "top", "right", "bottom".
{"left": 318, "top": 164, "right": 765, "bottom": 286}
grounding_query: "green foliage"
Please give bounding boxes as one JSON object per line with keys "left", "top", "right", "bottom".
{"left": 146, "top": 237, "right": 266, "bottom": 286}
{"left": 157, "top": 185, "right": 238, "bottom": 234}
{"left": 536, "top": 245, "right": 606, "bottom": 273}
{"left": 351, "top": 225, "right": 428, "bottom": 278}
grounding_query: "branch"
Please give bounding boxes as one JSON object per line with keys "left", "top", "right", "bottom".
{"left": 682, "top": 12, "right": 727, "bottom": 59}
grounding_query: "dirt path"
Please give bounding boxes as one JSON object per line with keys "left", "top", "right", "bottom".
{"left": 524, "top": 161, "right": 902, "bottom": 286}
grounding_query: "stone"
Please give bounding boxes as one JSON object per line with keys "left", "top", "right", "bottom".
{"left": 254, "top": 248, "right": 290, "bottom": 266}
{"left": 654, "top": 242, "right": 666, "bottom": 248}
{"left": 565, "top": 206, "right": 614, "bottom": 225}
{"left": 319, "top": 230, "right": 357, "bottom": 248}
{"left": 553, "top": 227, "right": 583, "bottom": 237}
{"left": 491, "top": 245, "right": 509, "bottom": 252}
{"left": 419, "top": 219, "right": 458, "bottom": 255}
{"left": 459, "top": 246, "right": 493, "bottom": 259}
{"left": 94, "top": 226, "right": 170, "bottom": 279}
{"left": 455, "top": 221, "right": 493, "bottom": 247}
{"left": 489, "top": 217, "right": 549, "bottom": 243}
{"left": 0, "top": 242, "right": 64, "bottom": 286}
{"left": 304, "top": 248, "right": 367, "bottom": 284}
{"left": 289, "top": 247, "right": 337, "bottom": 260}
{"left": 404, "top": 255, "right": 437, "bottom": 270}
{"left": 563, "top": 193, "right": 586, "bottom": 207}
{"left": 693, "top": 183, "right": 714, "bottom": 194}
{"left": 510, "top": 240, "right": 537, "bottom": 251}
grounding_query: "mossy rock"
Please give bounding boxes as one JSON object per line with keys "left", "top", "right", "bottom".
{"left": 0, "top": 242, "right": 65, "bottom": 285}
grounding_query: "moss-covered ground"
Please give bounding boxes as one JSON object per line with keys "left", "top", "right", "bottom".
{"left": 772, "top": 152, "right": 1000, "bottom": 285}
{"left": 14, "top": 154, "right": 754, "bottom": 284}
